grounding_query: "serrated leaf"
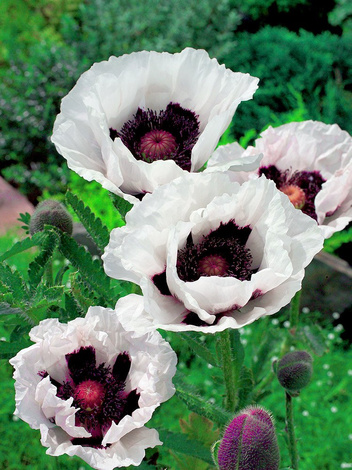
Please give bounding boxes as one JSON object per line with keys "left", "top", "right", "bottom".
{"left": 61, "top": 292, "right": 85, "bottom": 321}
{"left": 0, "top": 339, "right": 32, "bottom": 359}
{"left": 0, "top": 232, "right": 45, "bottom": 262}
{"left": 238, "top": 365, "right": 255, "bottom": 409}
{"left": 28, "top": 230, "right": 59, "bottom": 288}
{"left": 174, "top": 374, "right": 232, "bottom": 427}
{"left": 298, "top": 324, "right": 327, "bottom": 356}
{"left": 70, "top": 273, "right": 99, "bottom": 312}
{"left": 109, "top": 193, "right": 133, "bottom": 220}
{"left": 179, "top": 333, "right": 219, "bottom": 367}
{"left": 17, "top": 212, "right": 31, "bottom": 234}
{"left": 159, "top": 430, "right": 213, "bottom": 464}
{"left": 66, "top": 191, "right": 110, "bottom": 251}
{"left": 0, "top": 262, "right": 30, "bottom": 302}
{"left": 58, "top": 232, "right": 114, "bottom": 304}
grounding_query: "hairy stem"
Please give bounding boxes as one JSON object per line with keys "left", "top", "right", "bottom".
{"left": 286, "top": 391, "right": 299, "bottom": 469}
{"left": 218, "top": 330, "right": 238, "bottom": 412}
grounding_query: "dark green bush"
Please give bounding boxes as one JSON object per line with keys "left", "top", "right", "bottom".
{"left": 61, "top": 0, "right": 240, "bottom": 63}
{"left": 223, "top": 27, "right": 352, "bottom": 138}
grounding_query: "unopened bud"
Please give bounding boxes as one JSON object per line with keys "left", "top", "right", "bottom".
{"left": 218, "top": 406, "right": 280, "bottom": 470}
{"left": 277, "top": 350, "right": 313, "bottom": 396}
{"left": 29, "top": 200, "right": 73, "bottom": 235}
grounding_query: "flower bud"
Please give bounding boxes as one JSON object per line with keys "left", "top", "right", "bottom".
{"left": 218, "top": 406, "right": 280, "bottom": 470}
{"left": 29, "top": 200, "right": 73, "bottom": 235}
{"left": 277, "top": 350, "right": 313, "bottom": 395}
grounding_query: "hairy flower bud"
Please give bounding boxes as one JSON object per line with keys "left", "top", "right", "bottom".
{"left": 218, "top": 406, "right": 280, "bottom": 470}
{"left": 277, "top": 350, "right": 313, "bottom": 395}
{"left": 29, "top": 200, "right": 73, "bottom": 235}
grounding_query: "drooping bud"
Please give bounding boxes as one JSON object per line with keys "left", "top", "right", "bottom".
{"left": 276, "top": 350, "right": 313, "bottom": 396}
{"left": 218, "top": 406, "right": 280, "bottom": 470}
{"left": 29, "top": 200, "right": 73, "bottom": 235}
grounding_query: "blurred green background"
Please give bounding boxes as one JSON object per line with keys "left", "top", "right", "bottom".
{"left": 1, "top": 1, "right": 352, "bottom": 469}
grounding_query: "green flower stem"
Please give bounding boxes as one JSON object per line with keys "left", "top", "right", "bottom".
{"left": 286, "top": 391, "right": 299, "bottom": 469}
{"left": 289, "top": 290, "right": 302, "bottom": 330}
{"left": 218, "top": 330, "right": 238, "bottom": 412}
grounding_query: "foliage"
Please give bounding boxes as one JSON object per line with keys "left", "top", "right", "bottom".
{"left": 237, "top": 0, "right": 337, "bottom": 34}
{"left": 61, "top": 0, "right": 240, "bottom": 64}
{"left": 224, "top": 26, "right": 352, "bottom": 140}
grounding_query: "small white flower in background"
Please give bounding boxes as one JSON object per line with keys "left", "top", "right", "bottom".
{"left": 209, "top": 120, "right": 352, "bottom": 237}
{"left": 103, "top": 172, "right": 324, "bottom": 333}
{"left": 10, "top": 295, "right": 177, "bottom": 470}
{"left": 51, "top": 48, "right": 260, "bottom": 203}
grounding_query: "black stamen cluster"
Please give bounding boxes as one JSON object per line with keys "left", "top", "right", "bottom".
{"left": 177, "top": 221, "right": 253, "bottom": 282}
{"left": 110, "top": 102, "right": 200, "bottom": 171}
{"left": 39, "top": 346, "right": 140, "bottom": 449}
{"left": 259, "top": 165, "right": 326, "bottom": 220}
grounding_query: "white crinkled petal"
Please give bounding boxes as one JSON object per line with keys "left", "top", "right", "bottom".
{"left": 226, "top": 121, "right": 352, "bottom": 236}
{"left": 104, "top": 173, "right": 324, "bottom": 332}
{"left": 10, "top": 296, "right": 176, "bottom": 469}
{"left": 52, "top": 48, "right": 259, "bottom": 201}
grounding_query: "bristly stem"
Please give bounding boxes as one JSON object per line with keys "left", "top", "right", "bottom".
{"left": 286, "top": 391, "right": 299, "bottom": 469}
{"left": 289, "top": 290, "right": 302, "bottom": 330}
{"left": 218, "top": 329, "right": 237, "bottom": 412}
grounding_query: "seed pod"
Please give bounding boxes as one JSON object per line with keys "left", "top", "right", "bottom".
{"left": 277, "top": 350, "right": 313, "bottom": 395}
{"left": 29, "top": 200, "right": 73, "bottom": 235}
{"left": 218, "top": 406, "right": 280, "bottom": 470}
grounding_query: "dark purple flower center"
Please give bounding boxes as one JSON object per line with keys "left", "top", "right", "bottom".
{"left": 177, "top": 220, "right": 253, "bottom": 282}
{"left": 110, "top": 102, "right": 200, "bottom": 171}
{"left": 153, "top": 220, "right": 253, "bottom": 298}
{"left": 258, "top": 165, "right": 326, "bottom": 220}
{"left": 39, "top": 347, "right": 140, "bottom": 449}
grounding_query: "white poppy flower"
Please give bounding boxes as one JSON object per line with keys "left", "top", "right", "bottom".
{"left": 209, "top": 121, "right": 352, "bottom": 238}
{"left": 10, "top": 295, "right": 177, "bottom": 469}
{"left": 51, "top": 48, "right": 259, "bottom": 203}
{"left": 103, "top": 173, "right": 324, "bottom": 333}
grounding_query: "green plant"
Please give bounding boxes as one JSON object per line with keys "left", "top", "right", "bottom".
{"left": 224, "top": 27, "right": 352, "bottom": 140}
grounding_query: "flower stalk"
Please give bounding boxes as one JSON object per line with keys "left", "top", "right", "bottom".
{"left": 285, "top": 391, "right": 299, "bottom": 469}
{"left": 218, "top": 330, "right": 238, "bottom": 412}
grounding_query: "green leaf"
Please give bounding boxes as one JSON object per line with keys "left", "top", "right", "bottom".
{"left": 66, "top": 191, "right": 110, "bottom": 251}
{"left": 28, "top": 230, "right": 59, "bottom": 288}
{"left": 58, "top": 232, "right": 114, "bottom": 304}
{"left": 179, "top": 333, "right": 219, "bottom": 367}
{"left": 0, "top": 262, "right": 30, "bottom": 302}
{"left": 211, "top": 440, "right": 221, "bottom": 469}
{"left": 61, "top": 292, "right": 85, "bottom": 321}
{"left": 237, "top": 365, "right": 255, "bottom": 410}
{"left": 0, "top": 339, "right": 32, "bottom": 359}
{"left": 17, "top": 212, "right": 31, "bottom": 234}
{"left": 0, "top": 231, "right": 45, "bottom": 262}
{"left": 69, "top": 273, "right": 99, "bottom": 312}
{"left": 174, "top": 374, "right": 232, "bottom": 427}
{"left": 159, "top": 430, "right": 213, "bottom": 464}
{"left": 298, "top": 324, "right": 327, "bottom": 356}
{"left": 109, "top": 193, "right": 133, "bottom": 220}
